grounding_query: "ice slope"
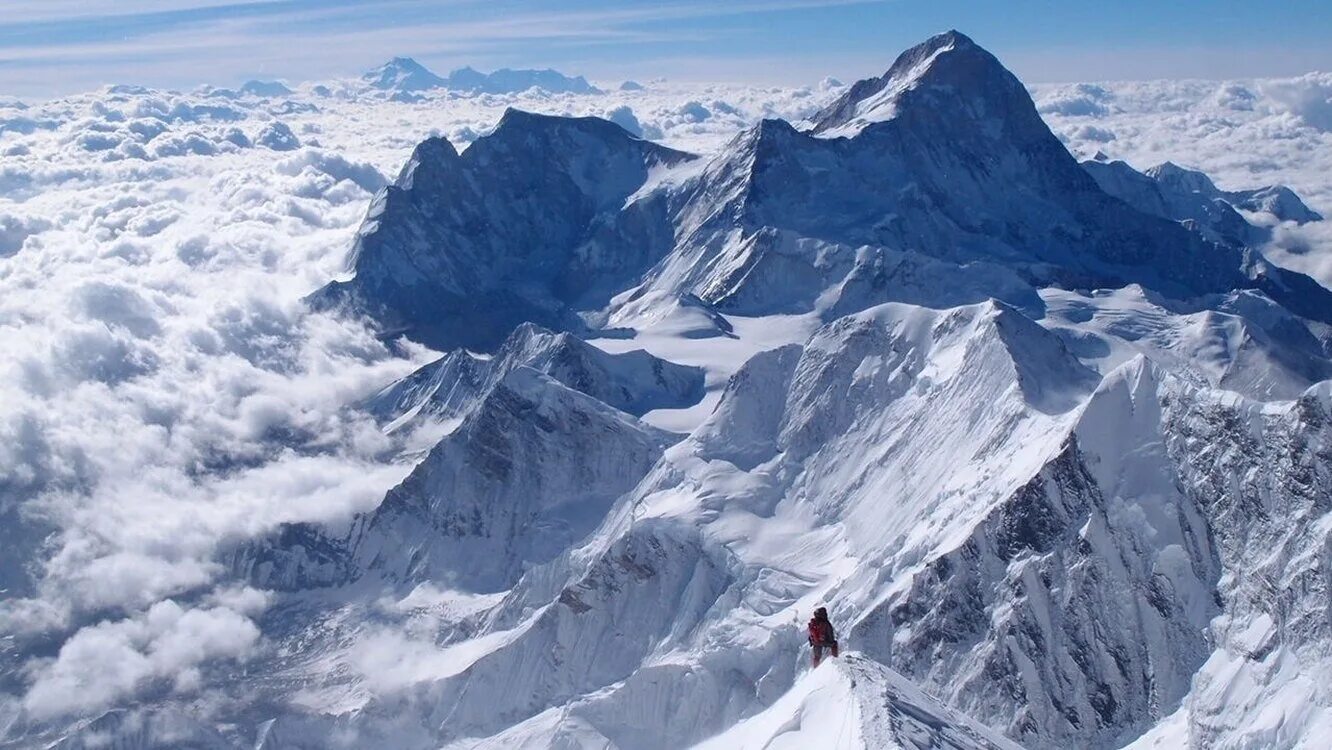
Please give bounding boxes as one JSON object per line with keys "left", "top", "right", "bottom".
{"left": 692, "top": 654, "right": 1023, "bottom": 750}
{"left": 364, "top": 322, "right": 705, "bottom": 431}
{"left": 309, "top": 110, "right": 695, "bottom": 349}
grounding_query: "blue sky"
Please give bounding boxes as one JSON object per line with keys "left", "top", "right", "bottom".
{"left": 2, "top": 0, "right": 1331, "bottom": 97}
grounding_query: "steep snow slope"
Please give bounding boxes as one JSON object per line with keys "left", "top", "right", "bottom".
{"left": 348, "top": 366, "right": 678, "bottom": 592}
{"left": 232, "top": 365, "right": 677, "bottom": 594}
{"left": 693, "top": 654, "right": 1023, "bottom": 750}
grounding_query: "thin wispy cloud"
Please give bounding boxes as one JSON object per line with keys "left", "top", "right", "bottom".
{"left": 4, "top": 0, "right": 1327, "bottom": 98}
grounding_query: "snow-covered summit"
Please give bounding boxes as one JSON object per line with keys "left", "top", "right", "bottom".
{"left": 362, "top": 56, "right": 449, "bottom": 92}
{"left": 806, "top": 30, "right": 1008, "bottom": 138}
{"left": 238, "top": 79, "right": 293, "bottom": 98}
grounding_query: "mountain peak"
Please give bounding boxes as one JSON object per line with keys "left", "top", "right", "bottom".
{"left": 363, "top": 56, "right": 447, "bottom": 92}
{"left": 926, "top": 28, "right": 977, "bottom": 50}
{"left": 808, "top": 29, "right": 1021, "bottom": 137}
{"left": 1146, "top": 161, "right": 1220, "bottom": 194}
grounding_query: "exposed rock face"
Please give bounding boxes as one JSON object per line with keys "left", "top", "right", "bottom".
{"left": 309, "top": 111, "right": 694, "bottom": 350}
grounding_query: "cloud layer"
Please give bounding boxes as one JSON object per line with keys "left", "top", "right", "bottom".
{"left": 1033, "top": 74, "right": 1332, "bottom": 285}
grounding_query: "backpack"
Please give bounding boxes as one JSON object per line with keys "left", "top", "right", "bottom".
{"left": 807, "top": 618, "right": 830, "bottom": 644}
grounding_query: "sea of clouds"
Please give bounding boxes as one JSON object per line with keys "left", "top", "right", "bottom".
{"left": 0, "top": 68, "right": 1329, "bottom": 730}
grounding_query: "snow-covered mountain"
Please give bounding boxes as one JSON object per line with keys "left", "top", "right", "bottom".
{"left": 362, "top": 57, "right": 449, "bottom": 92}
{"left": 8, "top": 28, "right": 1332, "bottom": 750}
{"left": 361, "top": 58, "right": 601, "bottom": 96}
{"left": 309, "top": 111, "right": 695, "bottom": 349}
{"left": 363, "top": 322, "right": 704, "bottom": 430}
{"left": 445, "top": 66, "right": 601, "bottom": 95}
{"left": 323, "top": 31, "right": 1332, "bottom": 352}
{"left": 1082, "top": 156, "right": 1322, "bottom": 249}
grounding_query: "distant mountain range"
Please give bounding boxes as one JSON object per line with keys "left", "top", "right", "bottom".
{"left": 361, "top": 56, "right": 601, "bottom": 95}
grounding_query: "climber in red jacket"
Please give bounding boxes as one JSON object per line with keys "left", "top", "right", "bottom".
{"left": 808, "top": 606, "right": 839, "bottom": 667}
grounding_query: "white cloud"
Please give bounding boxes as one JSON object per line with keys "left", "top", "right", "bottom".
{"left": 1261, "top": 72, "right": 1332, "bottom": 132}
{"left": 1034, "top": 75, "right": 1332, "bottom": 286}
{"left": 21, "top": 600, "right": 261, "bottom": 720}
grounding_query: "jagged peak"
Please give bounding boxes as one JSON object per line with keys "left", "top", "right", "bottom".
{"left": 393, "top": 134, "right": 460, "bottom": 187}
{"left": 808, "top": 29, "right": 1021, "bottom": 137}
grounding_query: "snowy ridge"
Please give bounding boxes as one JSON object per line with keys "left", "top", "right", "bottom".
{"left": 693, "top": 653, "right": 1024, "bottom": 750}
{"left": 347, "top": 366, "right": 678, "bottom": 592}
{"left": 363, "top": 322, "right": 705, "bottom": 430}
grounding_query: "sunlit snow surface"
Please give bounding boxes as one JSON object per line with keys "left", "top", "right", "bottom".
{"left": 0, "top": 63, "right": 1330, "bottom": 749}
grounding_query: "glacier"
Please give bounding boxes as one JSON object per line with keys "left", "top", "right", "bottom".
{"left": 4, "top": 27, "right": 1332, "bottom": 750}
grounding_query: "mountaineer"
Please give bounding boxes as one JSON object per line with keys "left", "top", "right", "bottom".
{"left": 808, "top": 606, "right": 839, "bottom": 667}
